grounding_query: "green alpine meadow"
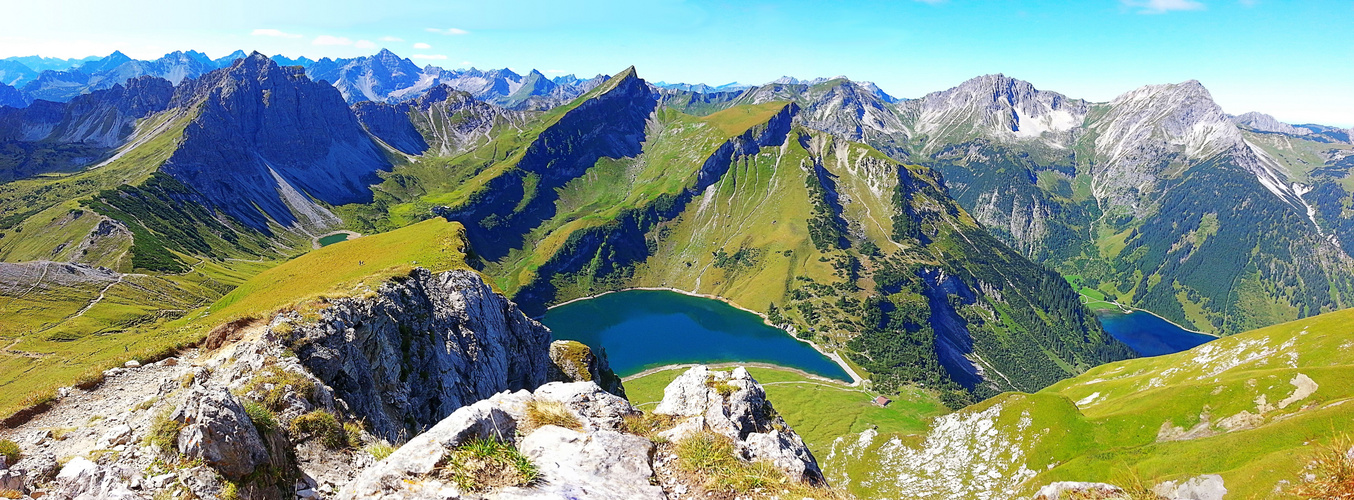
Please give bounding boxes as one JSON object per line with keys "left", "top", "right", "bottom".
{"left": 0, "top": 1, "right": 1350, "bottom": 499}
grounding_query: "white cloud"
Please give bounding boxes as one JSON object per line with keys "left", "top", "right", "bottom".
{"left": 545, "top": 69, "right": 566, "bottom": 73}
{"left": 312, "top": 35, "right": 354, "bottom": 46}
{"left": 410, "top": 54, "right": 448, "bottom": 60}
{"left": 354, "top": 39, "right": 377, "bottom": 49}
{"left": 460, "top": 61, "right": 472, "bottom": 66}
{"left": 380, "top": 36, "right": 404, "bottom": 42}
{"left": 426, "top": 28, "right": 470, "bottom": 35}
{"left": 413, "top": 42, "right": 432, "bottom": 49}
{"left": 252, "top": 28, "right": 302, "bottom": 39}
{"left": 1122, "top": 0, "right": 1206, "bottom": 13}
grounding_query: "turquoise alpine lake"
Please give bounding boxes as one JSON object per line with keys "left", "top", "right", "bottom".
{"left": 1095, "top": 309, "right": 1216, "bottom": 357}
{"left": 541, "top": 289, "right": 851, "bottom": 381}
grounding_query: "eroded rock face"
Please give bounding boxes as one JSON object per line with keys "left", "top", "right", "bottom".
{"left": 1034, "top": 481, "right": 1125, "bottom": 500}
{"left": 284, "top": 268, "right": 554, "bottom": 443}
{"left": 171, "top": 384, "right": 270, "bottom": 480}
{"left": 654, "top": 366, "right": 825, "bottom": 484}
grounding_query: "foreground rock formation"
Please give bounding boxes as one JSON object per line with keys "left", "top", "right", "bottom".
{"left": 0, "top": 267, "right": 831, "bottom": 499}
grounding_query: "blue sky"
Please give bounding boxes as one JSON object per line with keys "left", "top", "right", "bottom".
{"left": 4, "top": 0, "right": 1351, "bottom": 125}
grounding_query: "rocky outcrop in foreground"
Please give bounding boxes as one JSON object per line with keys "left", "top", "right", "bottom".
{"left": 343, "top": 365, "right": 826, "bottom": 499}
{"left": 0, "top": 266, "right": 830, "bottom": 499}
{"left": 1034, "top": 475, "right": 1227, "bottom": 500}
{"left": 0, "top": 363, "right": 827, "bottom": 500}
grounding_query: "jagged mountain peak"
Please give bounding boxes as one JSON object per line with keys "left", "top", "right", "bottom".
{"left": 411, "top": 82, "right": 470, "bottom": 107}
{"left": 613, "top": 65, "right": 638, "bottom": 81}
{"left": 1232, "top": 111, "right": 1310, "bottom": 136}
{"left": 1095, "top": 78, "right": 1240, "bottom": 160}
{"left": 902, "top": 73, "right": 1087, "bottom": 145}
{"left": 212, "top": 50, "right": 248, "bottom": 67}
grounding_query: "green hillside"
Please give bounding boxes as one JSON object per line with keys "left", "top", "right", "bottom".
{"left": 0, "top": 218, "right": 469, "bottom": 420}
{"left": 824, "top": 305, "right": 1354, "bottom": 499}
{"left": 334, "top": 67, "right": 1130, "bottom": 404}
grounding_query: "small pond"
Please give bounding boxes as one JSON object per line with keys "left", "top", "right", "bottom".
{"left": 317, "top": 233, "right": 351, "bottom": 247}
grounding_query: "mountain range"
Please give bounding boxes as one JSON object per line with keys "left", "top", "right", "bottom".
{"left": 1, "top": 47, "right": 1353, "bottom": 499}
{"left": 0, "top": 49, "right": 610, "bottom": 111}
{"left": 2, "top": 49, "right": 1351, "bottom": 391}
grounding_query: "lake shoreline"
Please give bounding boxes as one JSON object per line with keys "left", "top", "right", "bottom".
{"left": 1089, "top": 304, "right": 1219, "bottom": 338}
{"left": 544, "top": 286, "right": 866, "bottom": 386}
{"left": 621, "top": 361, "right": 854, "bottom": 386}
{"left": 1079, "top": 291, "right": 1218, "bottom": 338}
{"left": 312, "top": 230, "right": 361, "bottom": 249}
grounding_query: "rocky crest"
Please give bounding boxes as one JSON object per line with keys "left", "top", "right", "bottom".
{"left": 0, "top": 287, "right": 825, "bottom": 499}
{"left": 280, "top": 268, "right": 554, "bottom": 442}
{"left": 1231, "top": 111, "right": 1310, "bottom": 136}
{"left": 160, "top": 52, "right": 392, "bottom": 231}
{"left": 0, "top": 75, "right": 172, "bottom": 148}
{"left": 354, "top": 84, "right": 531, "bottom": 157}
{"left": 307, "top": 49, "right": 424, "bottom": 105}
{"left": 899, "top": 73, "right": 1088, "bottom": 149}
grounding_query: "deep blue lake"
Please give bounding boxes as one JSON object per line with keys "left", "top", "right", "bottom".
{"left": 1096, "top": 309, "right": 1216, "bottom": 356}
{"left": 541, "top": 289, "right": 851, "bottom": 381}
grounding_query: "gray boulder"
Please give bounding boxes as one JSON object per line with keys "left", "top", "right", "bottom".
{"left": 11, "top": 451, "right": 58, "bottom": 491}
{"left": 170, "top": 384, "right": 270, "bottom": 480}
{"left": 506, "top": 426, "right": 664, "bottom": 500}
{"left": 1153, "top": 474, "right": 1227, "bottom": 500}
{"left": 338, "top": 398, "right": 519, "bottom": 499}
{"left": 532, "top": 381, "right": 637, "bottom": 432}
{"left": 50, "top": 457, "right": 143, "bottom": 500}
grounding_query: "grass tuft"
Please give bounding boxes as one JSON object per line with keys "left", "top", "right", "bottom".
{"left": 438, "top": 437, "right": 538, "bottom": 492}
{"left": 242, "top": 365, "right": 316, "bottom": 411}
{"left": 524, "top": 399, "right": 581, "bottom": 431}
{"left": 704, "top": 374, "right": 739, "bottom": 397}
{"left": 1292, "top": 434, "right": 1354, "bottom": 499}
{"left": 366, "top": 441, "right": 397, "bottom": 461}
{"left": 242, "top": 401, "right": 277, "bottom": 435}
{"left": 621, "top": 412, "right": 676, "bottom": 444}
{"left": 0, "top": 439, "right": 20, "bottom": 464}
{"left": 674, "top": 431, "right": 846, "bottom": 498}
{"left": 145, "top": 409, "right": 184, "bottom": 456}
{"left": 343, "top": 422, "right": 365, "bottom": 448}
{"left": 291, "top": 410, "right": 349, "bottom": 449}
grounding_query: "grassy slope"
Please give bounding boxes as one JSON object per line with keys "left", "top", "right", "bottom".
{"left": 825, "top": 306, "right": 1354, "bottom": 499}
{"left": 1033, "top": 307, "right": 1354, "bottom": 497}
{"left": 484, "top": 103, "right": 791, "bottom": 293}
{"left": 207, "top": 218, "right": 470, "bottom": 323}
{"left": 349, "top": 69, "right": 641, "bottom": 233}
{"left": 0, "top": 218, "right": 470, "bottom": 420}
{"left": 625, "top": 365, "right": 946, "bottom": 456}
{"left": 0, "top": 109, "right": 195, "bottom": 268}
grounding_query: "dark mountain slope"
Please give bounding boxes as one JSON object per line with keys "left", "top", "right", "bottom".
{"left": 159, "top": 53, "right": 392, "bottom": 231}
